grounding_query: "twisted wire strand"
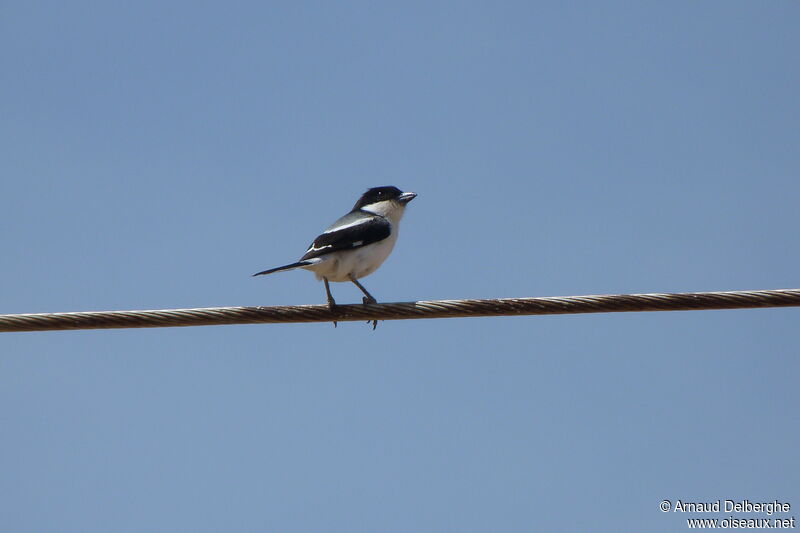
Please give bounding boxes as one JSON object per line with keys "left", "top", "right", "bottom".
{"left": 1, "top": 288, "right": 799, "bottom": 333}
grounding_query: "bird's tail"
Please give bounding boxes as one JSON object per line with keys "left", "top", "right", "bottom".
{"left": 252, "top": 260, "right": 315, "bottom": 277}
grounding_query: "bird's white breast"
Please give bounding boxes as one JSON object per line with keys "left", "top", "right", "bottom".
{"left": 303, "top": 198, "right": 408, "bottom": 283}
{"left": 306, "top": 227, "right": 399, "bottom": 282}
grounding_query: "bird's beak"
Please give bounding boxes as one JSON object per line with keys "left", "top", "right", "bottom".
{"left": 399, "top": 191, "right": 417, "bottom": 204}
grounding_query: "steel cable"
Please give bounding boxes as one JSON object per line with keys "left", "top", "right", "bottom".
{"left": 1, "top": 288, "right": 799, "bottom": 332}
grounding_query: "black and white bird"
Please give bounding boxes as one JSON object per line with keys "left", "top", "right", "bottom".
{"left": 253, "top": 186, "right": 417, "bottom": 328}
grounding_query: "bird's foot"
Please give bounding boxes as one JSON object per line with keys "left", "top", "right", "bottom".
{"left": 361, "top": 296, "right": 378, "bottom": 330}
{"left": 327, "top": 298, "right": 338, "bottom": 328}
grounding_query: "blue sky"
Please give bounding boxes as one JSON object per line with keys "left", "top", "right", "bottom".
{"left": 1, "top": 1, "right": 798, "bottom": 531}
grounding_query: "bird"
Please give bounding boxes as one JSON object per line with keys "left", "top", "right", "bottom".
{"left": 253, "top": 186, "right": 417, "bottom": 329}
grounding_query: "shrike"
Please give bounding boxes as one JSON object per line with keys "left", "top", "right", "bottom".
{"left": 253, "top": 186, "right": 417, "bottom": 328}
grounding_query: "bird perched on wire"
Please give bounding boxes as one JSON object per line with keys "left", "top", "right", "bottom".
{"left": 253, "top": 186, "right": 417, "bottom": 329}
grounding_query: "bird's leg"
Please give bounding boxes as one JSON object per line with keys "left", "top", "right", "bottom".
{"left": 323, "top": 277, "right": 337, "bottom": 328}
{"left": 349, "top": 275, "right": 378, "bottom": 330}
{"left": 349, "top": 276, "right": 377, "bottom": 304}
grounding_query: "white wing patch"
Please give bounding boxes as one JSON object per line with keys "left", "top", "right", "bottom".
{"left": 352, "top": 240, "right": 363, "bottom": 247}
{"left": 322, "top": 217, "right": 372, "bottom": 234}
{"left": 306, "top": 244, "right": 333, "bottom": 253}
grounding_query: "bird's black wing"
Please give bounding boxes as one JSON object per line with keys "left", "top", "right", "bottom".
{"left": 300, "top": 213, "right": 391, "bottom": 261}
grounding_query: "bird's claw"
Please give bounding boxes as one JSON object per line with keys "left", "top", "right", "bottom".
{"left": 361, "top": 297, "right": 378, "bottom": 330}
{"left": 327, "top": 299, "right": 338, "bottom": 328}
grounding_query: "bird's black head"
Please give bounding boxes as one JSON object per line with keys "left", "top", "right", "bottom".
{"left": 352, "top": 186, "right": 415, "bottom": 211}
